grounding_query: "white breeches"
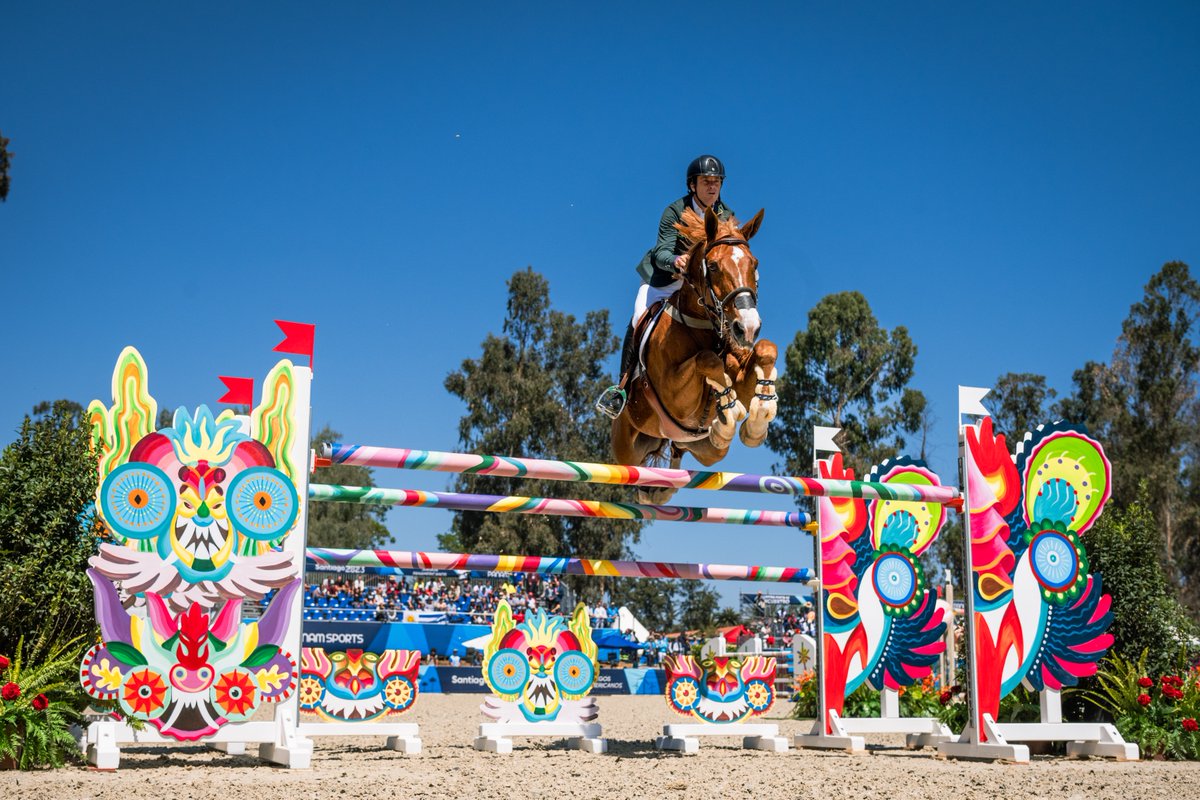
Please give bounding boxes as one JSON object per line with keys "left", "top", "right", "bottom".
{"left": 632, "top": 279, "right": 682, "bottom": 326}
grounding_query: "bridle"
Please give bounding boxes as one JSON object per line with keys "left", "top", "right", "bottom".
{"left": 681, "top": 235, "right": 758, "bottom": 349}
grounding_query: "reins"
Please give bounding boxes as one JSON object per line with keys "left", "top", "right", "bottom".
{"left": 678, "top": 236, "right": 757, "bottom": 352}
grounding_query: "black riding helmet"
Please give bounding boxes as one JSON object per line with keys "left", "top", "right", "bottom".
{"left": 686, "top": 154, "right": 725, "bottom": 190}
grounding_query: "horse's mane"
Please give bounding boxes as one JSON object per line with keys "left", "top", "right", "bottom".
{"left": 675, "top": 207, "right": 742, "bottom": 246}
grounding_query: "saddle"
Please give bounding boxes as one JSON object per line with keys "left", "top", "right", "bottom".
{"left": 629, "top": 300, "right": 716, "bottom": 443}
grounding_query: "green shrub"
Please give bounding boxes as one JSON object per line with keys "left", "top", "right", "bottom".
{"left": 1084, "top": 649, "right": 1200, "bottom": 759}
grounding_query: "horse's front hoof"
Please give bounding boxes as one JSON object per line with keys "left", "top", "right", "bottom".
{"left": 739, "top": 366, "right": 777, "bottom": 447}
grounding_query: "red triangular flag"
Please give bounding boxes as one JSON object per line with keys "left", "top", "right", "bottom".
{"left": 217, "top": 376, "right": 255, "bottom": 405}
{"left": 273, "top": 320, "right": 315, "bottom": 357}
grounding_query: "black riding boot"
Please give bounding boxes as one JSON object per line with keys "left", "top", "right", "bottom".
{"left": 595, "top": 323, "right": 637, "bottom": 419}
{"left": 617, "top": 322, "right": 636, "bottom": 386}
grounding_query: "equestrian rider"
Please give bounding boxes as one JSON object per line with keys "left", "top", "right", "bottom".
{"left": 595, "top": 154, "right": 734, "bottom": 419}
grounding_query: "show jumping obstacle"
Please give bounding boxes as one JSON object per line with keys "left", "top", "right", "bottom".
{"left": 306, "top": 443, "right": 960, "bottom": 754}
{"left": 308, "top": 483, "right": 812, "bottom": 528}
{"left": 83, "top": 330, "right": 1133, "bottom": 769}
{"left": 306, "top": 547, "right": 814, "bottom": 584}
{"left": 321, "top": 444, "right": 962, "bottom": 504}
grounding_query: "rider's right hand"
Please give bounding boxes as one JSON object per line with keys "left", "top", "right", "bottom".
{"left": 673, "top": 253, "right": 690, "bottom": 276}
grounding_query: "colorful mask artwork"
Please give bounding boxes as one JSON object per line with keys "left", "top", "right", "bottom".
{"left": 298, "top": 648, "right": 421, "bottom": 723}
{"left": 966, "top": 419, "right": 1114, "bottom": 730}
{"left": 819, "top": 455, "right": 948, "bottom": 728}
{"left": 480, "top": 600, "right": 599, "bottom": 725}
{"left": 663, "top": 653, "right": 776, "bottom": 724}
{"left": 81, "top": 347, "right": 306, "bottom": 743}
{"left": 88, "top": 347, "right": 302, "bottom": 612}
{"left": 80, "top": 571, "right": 299, "bottom": 741}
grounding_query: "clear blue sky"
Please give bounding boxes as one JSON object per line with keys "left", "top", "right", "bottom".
{"left": 3, "top": 3, "right": 1198, "bottom": 610}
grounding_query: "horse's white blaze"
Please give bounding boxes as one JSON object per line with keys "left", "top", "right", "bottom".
{"left": 730, "top": 247, "right": 745, "bottom": 264}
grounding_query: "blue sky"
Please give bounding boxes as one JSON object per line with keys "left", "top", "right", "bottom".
{"left": 3, "top": 3, "right": 1198, "bottom": 610}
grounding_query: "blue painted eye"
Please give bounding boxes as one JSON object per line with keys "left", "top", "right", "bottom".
{"left": 873, "top": 553, "right": 917, "bottom": 608}
{"left": 100, "top": 463, "right": 176, "bottom": 540}
{"left": 553, "top": 651, "right": 595, "bottom": 696}
{"left": 226, "top": 467, "right": 298, "bottom": 540}
{"left": 487, "top": 648, "right": 528, "bottom": 695}
{"left": 1030, "top": 530, "right": 1078, "bottom": 591}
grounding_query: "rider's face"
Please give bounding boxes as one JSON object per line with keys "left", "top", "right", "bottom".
{"left": 692, "top": 175, "right": 722, "bottom": 208}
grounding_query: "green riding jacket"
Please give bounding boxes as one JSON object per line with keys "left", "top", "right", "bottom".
{"left": 635, "top": 194, "right": 735, "bottom": 288}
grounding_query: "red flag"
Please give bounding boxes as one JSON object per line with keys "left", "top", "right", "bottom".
{"left": 273, "top": 319, "right": 315, "bottom": 368}
{"left": 217, "top": 376, "right": 255, "bottom": 405}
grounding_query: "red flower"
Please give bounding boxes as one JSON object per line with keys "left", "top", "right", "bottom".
{"left": 1163, "top": 675, "right": 1183, "bottom": 688}
{"left": 1164, "top": 687, "right": 1184, "bottom": 701}
{"left": 0, "top": 655, "right": 9, "bottom": 669}
{"left": 1183, "top": 718, "right": 1199, "bottom": 733}
{"left": 1, "top": 682, "right": 19, "bottom": 701}
{"left": 939, "top": 689, "right": 954, "bottom": 706}
{"left": 31, "top": 693, "right": 48, "bottom": 711}
{"left": 1137, "top": 693, "right": 1152, "bottom": 706}
{"left": 1138, "top": 676, "right": 1154, "bottom": 688}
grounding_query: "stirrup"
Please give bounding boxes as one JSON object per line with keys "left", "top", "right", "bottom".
{"left": 595, "top": 385, "right": 627, "bottom": 420}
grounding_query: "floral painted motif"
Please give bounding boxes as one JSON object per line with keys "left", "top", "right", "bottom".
{"left": 966, "top": 419, "right": 1114, "bottom": 734}
{"left": 479, "top": 600, "right": 599, "bottom": 725}
{"left": 80, "top": 571, "right": 298, "bottom": 741}
{"left": 818, "top": 455, "right": 948, "bottom": 732}
{"left": 88, "top": 348, "right": 302, "bottom": 612}
{"left": 663, "top": 654, "right": 776, "bottom": 724}
{"left": 299, "top": 648, "right": 421, "bottom": 723}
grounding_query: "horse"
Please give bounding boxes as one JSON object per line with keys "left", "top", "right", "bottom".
{"left": 612, "top": 205, "right": 778, "bottom": 503}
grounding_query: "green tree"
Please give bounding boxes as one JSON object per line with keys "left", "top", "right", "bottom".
{"left": 444, "top": 268, "right": 645, "bottom": 597}
{"left": 307, "top": 425, "right": 391, "bottom": 549}
{"left": 714, "top": 606, "right": 742, "bottom": 627}
{"left": 989, "top": 372, "right": 1057, "bottom": 439}
{"left": 1056, "top": 262, "right": 1200, "bottom": 589}
{"left": 767, "top": 291, "right": 925, "bottom": 478}
{"left": 0, "top": 403, "right": 102, "bottom": 659}
{"left": 1086, "top": 488, "right": 1196, "bottom": 675}
{"left": 617, "top": 579, "right": 676, "bottom": 632}
{"left": 923, "top": 517, "right": 965, "bottom": 599}
{"left": 676, "top": 581, "right": 721, "bottom": 632}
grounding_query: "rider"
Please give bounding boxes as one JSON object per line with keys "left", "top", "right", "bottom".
{"left": 595, "top": 154, "right": 734, "bottom": 420}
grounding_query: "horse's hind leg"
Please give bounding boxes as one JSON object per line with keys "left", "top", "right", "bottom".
{"left": 613, "top": 414, "right": 676, "bottom": 503}
{"left": 738, "top": 340, "right": 779, "bottom": 447}
{"left": 636, "top": 447, "right": 682, "bottom": 505}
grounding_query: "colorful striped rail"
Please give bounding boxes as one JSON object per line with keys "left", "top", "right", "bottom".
{"left": 306, "top": 547, "right": 814, "bottom": 584}
{"left": 308, "top": 484, "right": 812, "bottom": 528}
{"left": 321, "top": 444, "right": 961, "bottom": 504}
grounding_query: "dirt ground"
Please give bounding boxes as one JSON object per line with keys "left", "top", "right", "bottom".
{"left": 2, "top": 694, "right": 1195, "bottom": 800}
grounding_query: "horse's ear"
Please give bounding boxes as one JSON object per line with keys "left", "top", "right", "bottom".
{"left": 705, "top": 205, "right": 719, "bottom": 243}
{"left": 740, "top": 209, "right": 765, "bottom": 241}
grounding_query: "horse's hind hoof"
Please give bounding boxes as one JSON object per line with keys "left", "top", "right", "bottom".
{"left": 637, "top": 486, "right": 677, "bottom": 505}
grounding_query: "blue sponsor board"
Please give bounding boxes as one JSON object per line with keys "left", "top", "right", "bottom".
{"left": 302, "top": 620, "right": 490, "bottom": 658}
{"left": 417, "top": 666, "right": 664, "bottom": 695}
{"left": 302, "top": 622, "right": 665, "bottom": 695}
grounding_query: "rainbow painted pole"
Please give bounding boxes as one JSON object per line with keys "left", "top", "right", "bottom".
{"left": 306, "top": 547, "right": 813, "bottom": 584}
{"left": 309, "top": 483, "right": 810, "bottom": 527}
{"left": 322, "top": 444, "right": 960, "bottom": 504}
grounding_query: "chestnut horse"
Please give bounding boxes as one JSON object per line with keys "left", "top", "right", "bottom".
{"left": 612, "top": 205, "right": 778, "bottom": 502}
